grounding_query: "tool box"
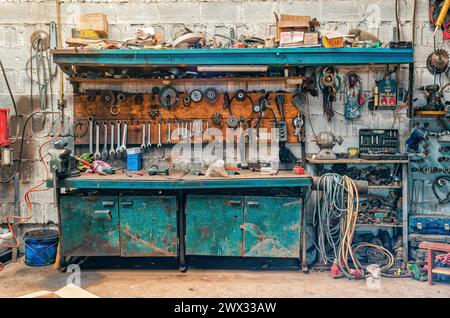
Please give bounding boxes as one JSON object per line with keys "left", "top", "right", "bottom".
{"left": 409, "top": 215, "right": 450, "bottom": 235}
{"left": 359, "top": 129, "right": 402, "bottom": 159}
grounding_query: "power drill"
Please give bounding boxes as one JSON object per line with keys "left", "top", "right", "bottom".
{"left": 417, "top": 84, "right": 444, "bottom": 111}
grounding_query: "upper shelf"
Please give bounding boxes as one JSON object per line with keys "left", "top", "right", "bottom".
{"left": 51, "top": 48, "right": 414, "bottom": 67}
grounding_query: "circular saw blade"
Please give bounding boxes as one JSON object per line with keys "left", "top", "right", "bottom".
{"left": 427, "top": 49, "right": 449, "bottom": 74}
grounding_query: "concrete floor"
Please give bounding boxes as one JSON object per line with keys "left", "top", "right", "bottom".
{"left": 0, "top": 260, "right": 449, "bottom": 298}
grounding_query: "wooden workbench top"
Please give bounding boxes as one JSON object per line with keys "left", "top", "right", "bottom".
{"left": 48, "top": 170, "right": 312, "bottom": 190}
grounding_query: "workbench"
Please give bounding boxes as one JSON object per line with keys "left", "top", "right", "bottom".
{"left": 49, "top": 46, "right": 415, "bottom": 270}
{"left": 48, "top": 171, "right": 312, "bottom": 271}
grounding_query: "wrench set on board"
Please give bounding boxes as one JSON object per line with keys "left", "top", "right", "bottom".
{"left": 73, "top": 87, "right": 307, "bottom": 155}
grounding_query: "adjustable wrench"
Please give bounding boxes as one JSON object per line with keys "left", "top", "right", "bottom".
{"left": 157, "top": 120, "right": 162, "bottom": 148}
{"left": 116, "top": 120, "right": 121, "bottom": 155}
{"left": 94, "top": 121, "right": 101, "bottom": 159}
{"left": 88, "top": 117, "right": 94, "bottom": 154}
{"left": 167, "top": 119, "right": 171, "bottom": 144}
{"left": 141, "top": 121, "right": 147, "bottom": 150}
{"left": 101, "top": 121, "right": 108, "bottom": 160}
{"left": 120, "top": 120, "right": 128, "bottom": 153}
{"left": 109, "top": 121, "right": 115, "bottom": 158}
{"left": 146, "top": 121, "right": 152, "bottom": 148}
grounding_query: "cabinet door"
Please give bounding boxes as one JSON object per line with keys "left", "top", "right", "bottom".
{"left": 243, "top": 196, "right": 301, "bottom": 258}
{"left": 119, "top": 196, "right": 177, "bottom": 257}
{"left": 186, "top": 195, "right": 243, "bottom": 256}
{"left": 60, "top": 195, "right": 120, "bottom": 256}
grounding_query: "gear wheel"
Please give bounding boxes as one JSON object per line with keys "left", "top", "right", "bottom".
{"left": 427, "top": 49, "right": 449, "bottom": 75}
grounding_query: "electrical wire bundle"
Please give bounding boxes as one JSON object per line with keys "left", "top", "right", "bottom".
{"left": 313, "top": 173, "right": 404, "bottom": 279}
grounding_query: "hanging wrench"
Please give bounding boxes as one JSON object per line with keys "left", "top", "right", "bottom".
{"left": 120, "top": 121, "right": 128, "bottom": 154}
{"left": 101, "top": 121, "right": 108, "bottom": 160}
{"left": 88, "top": 117, "right": 94, "bottom": 154}
{"left": 116, "top": 120, "right": 121, "bottom": 155}
{"left": 94, "top": 121, "right": 101, "bottom": 159}
{"left": 146, "top": 121, "right": 152, "bottom": 148}
{"left": 141, "top": 121, "right": 147, "bottom": 150}
{"left": 157, "top": 120, "right": 162, "bottom": 148}
{"left": 109, "top": 121, "right": 115, "bottom": 158}
{"left": 177, "top": 120, "right": 181, "bottom": 139}
{"left": 167, "top": 119, "right": 171, "bottom": 144}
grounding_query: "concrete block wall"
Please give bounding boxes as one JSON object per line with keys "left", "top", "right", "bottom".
{"left": 0, "top": 0, "right": 446, "bottom": 236}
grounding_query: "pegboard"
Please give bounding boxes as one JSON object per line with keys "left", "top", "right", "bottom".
{"left": 72, "top": 92, "right": 305, "bottom": 146}
{"left": 410, "top": 118, "right": 450, "bottom": 215}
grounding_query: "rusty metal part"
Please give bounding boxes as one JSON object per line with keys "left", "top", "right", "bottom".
{"left": 159, "top": 85, "right": 179, "bottom": 109}
{"left": 211, "top": 112, "right": 223, "bottom": 126}
{"left": 100, "top": 90, "right": 116, "bottom": 107}
{"left": 427, "top": 49, "right": 449, "bottom": 74}
{"left": 190, "top": 89, "right": 203, "bottom": 103}
{"left": 109, "top": 104, "right": 121, "bottom": 116}
{"left": 204, "top": 87, "right": 219, "bottom": 104}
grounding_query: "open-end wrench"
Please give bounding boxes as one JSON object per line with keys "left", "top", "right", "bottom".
{"left": 146, "top": 121, "right": 152, "bottom": 148}
{"left": 120, "top": 120, "right": 128, "bottom": 153}
{"left": 94, "top": 121, "right": 101, "bottom": 159}
{"left": 157, "top": 120, "right": 162, "bottom": 148}
{"left": 177, "top": 120, "right": 181, "bottom": 139}
{"left": 109, "top": 121, "right": 115, "bottom": 158}
{"left": 101, "top": 121, "right": 108, "bottom": 160}
{"left": 116, "top": 120, "right": 121, "bottom": 155}
{"left": 167, "top": 119, "right": 171, "bottom": 144}
{"left": 141, "top": 121, "right": 147, "bottom": 150}
{"left": 88, "top": 117, "right": 94, "bottom": 154}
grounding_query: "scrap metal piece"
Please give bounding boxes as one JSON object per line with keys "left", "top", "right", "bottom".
{"left": 190, "top": 89, "right": 203, "bottom": 103}
{"left": 204, "top": 87, "right": 219, "bottom": 104}
{"left": 100, "top": 90, "right": 116, "bottom": 107}
{"left": 159, "top": 85, "right": 179, "bottom": 109}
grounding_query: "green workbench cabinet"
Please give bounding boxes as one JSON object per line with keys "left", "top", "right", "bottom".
{"left": 119, "top": 195, "right": 177, "bottom": 257}
{"left": 185, "top": 195, "right": 244, "bottom": 256}
{"left": 243, "top": 196, "right": 301, "bottom": 258}
{"left": 60, "top": 194, "right": 177, "bottom": 257}
{"left": 185, "top": 195, "right": 301, "bottom": 258}
{"left": 60, "top": 195, "right": 120, "bottom": 256}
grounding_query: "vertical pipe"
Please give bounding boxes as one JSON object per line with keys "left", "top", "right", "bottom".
{"left": 402, "top": 163, "right": 409, "bottom": 263}
{"left": 55, "top": 0, "right": 65, "bottom": 128}
{"left": 301, "top": 190, "right": 308, "bottom": 272}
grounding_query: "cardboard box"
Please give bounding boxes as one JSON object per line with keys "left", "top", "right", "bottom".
{"left": 279, "top": 31, "right": 304, "bottom": 47}
{"left": 275, "top": 14, "right": 320, "bottom": 41}
{"left": 79, "top": 13, "right": 108, "bottom": 37}
{"left": 304, "top": 32, "right": 319, "bottom": 45}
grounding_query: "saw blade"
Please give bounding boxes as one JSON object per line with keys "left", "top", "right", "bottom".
{"left": 427, "top": 49, "right": 449, "bottom": 74}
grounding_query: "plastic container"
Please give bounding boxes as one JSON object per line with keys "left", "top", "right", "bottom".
{"left": 24, "top": 229, "right": 59, "bottom": 267}
{"left": 127, "top": 147, "right": 142, "bottom": 171}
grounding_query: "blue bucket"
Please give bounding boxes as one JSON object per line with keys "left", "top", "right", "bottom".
{"left": 24, "top": 229, "right": 59, "bottom": 267}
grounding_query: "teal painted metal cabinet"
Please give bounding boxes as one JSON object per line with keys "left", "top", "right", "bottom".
{"left": 243, "top": 196, "right": 301, "bottom": 258}
{"left": 119, "top": 195, "right": 177, "bottom": 257}
{"left": 185, "top": 195, "right": 301, "bottom": 258}
{"left": 185, "top": 195, "right": 244, "bottom": 256}
{"left": 60, "top": 195, "right": 120, "bottom": 256}
{"left": 60, "top": 195, "right": 177, "bottom": 257}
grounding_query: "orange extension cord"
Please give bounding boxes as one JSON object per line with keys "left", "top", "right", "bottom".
{"left": 0, "top": 134, "right": 60, "bottom": 272}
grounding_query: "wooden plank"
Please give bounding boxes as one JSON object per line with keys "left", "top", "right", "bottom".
{"left": 419, "top": 241, "right": 450, "bottom": 252}
{"left": 73, "top": 92, "right": 305, "bottom": 145}
{"left": 432, "top": 267, "right": 450, "bottom": 275}
{"left": 69, "top": 76, "right": 305, "bottom": 84}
